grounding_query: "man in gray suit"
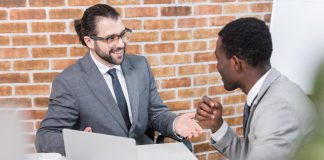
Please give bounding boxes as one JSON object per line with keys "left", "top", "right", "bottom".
{"left": 195, "top": 18, "right": 316, "bottom": 160}
{"left": 36, "top": 4, "right": 202, "bottom": 155}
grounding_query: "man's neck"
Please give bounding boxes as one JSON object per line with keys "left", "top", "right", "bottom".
{"left": 241, "top": 65, "right": 271, "bottom": 94}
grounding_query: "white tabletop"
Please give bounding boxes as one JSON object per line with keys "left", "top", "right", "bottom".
{"left": 25, "top": 153, "right": 66, "bottom": 160}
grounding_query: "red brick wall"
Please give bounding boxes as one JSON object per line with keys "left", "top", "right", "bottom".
{"left": 0, "top": 0, "right": 272, "bottom": 159}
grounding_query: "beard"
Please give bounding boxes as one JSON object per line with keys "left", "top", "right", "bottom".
{"left": 94, "top": 41, "right": 126, "bottom": 65}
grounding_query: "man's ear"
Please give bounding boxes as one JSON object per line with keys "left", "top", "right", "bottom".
{"left": 84, "top": 36, "right": 94, "bottom": 49}
{"left": 232, "top": 55, "right": 243, "bottom": 72}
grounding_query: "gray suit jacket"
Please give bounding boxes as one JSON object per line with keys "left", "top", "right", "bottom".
{"left": 211, "top": 68, "right": 316, "bottom": 160}
{"left": 35, "top": 53, "right": 177, "bottom": 155}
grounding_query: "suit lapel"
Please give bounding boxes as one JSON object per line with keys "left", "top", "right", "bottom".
{"left": 244, "top": 68, "right": 282, "bottom": 138}
{"left": 81, "top": 53, "right": 128, "bottom": 133}
{"left": 121, "top": 56, "right": 139, "bottom": 133}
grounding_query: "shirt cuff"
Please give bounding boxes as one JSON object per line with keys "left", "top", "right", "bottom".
{"left": 172, "top": 116, "right": 183, "bottom": 140}
{"left": 211, "top": 121, "right": 228, "bottom": 142}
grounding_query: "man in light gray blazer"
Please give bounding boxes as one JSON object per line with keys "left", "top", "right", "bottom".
{"left": 196, "top": 18, "right": 316, "bottom": 160}
{"left": 35, "top": 4, "right": 202, "bottom": 156}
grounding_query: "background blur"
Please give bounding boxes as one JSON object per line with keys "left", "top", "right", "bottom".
{"left": 0, "top": 0, "right": 272, "bottom": 159}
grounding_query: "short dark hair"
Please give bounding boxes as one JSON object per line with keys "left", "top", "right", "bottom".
{"left": 74, "top": 4, "right": 120, "bottom": 46}
{"left": 218, "top": 17, "right": 273, "bottom": 67}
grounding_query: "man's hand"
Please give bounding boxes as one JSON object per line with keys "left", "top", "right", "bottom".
{"left": 84, "top": 127, "right": 92, "bottom": 132}
{"left": 196, "top": 96, "right": 223, "bottom": 132}
{"left": 174, "top": 113, "right": 203, "bottom": 139}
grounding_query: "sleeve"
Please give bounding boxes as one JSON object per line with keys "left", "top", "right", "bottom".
{"left": 35, "top": 76, "right": 79, "bottom": 156}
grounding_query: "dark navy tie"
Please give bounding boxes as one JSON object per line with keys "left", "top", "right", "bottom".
{"left": 107, "top": 68, "right": 131, "bottom": 130}
{"left": 243, "top": 102, "right": 250, "bottom": 136}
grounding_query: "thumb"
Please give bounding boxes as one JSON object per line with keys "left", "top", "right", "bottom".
{"left": 185, "top": 112, "right": 196, "bottom": 119}
{"left": 84, "top": 127, "right": 92, "bottom": 132}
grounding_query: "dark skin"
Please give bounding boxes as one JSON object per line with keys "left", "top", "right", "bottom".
{"left": 195, "top": 37, "right": 271, "bottom": 131}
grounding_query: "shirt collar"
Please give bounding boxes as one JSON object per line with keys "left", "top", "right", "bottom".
{"left": 90, "top": 50, "right": 122, "bottom": 75}
{"left": 246, "top": 68, "right": 272, "bottom": 106}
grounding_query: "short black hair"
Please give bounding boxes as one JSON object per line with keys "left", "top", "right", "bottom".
{"left": 219, "top": 17, "right": 272, "bottom": 67}
{"left": 74, "top": 4, "right": 120, "bottom": 46}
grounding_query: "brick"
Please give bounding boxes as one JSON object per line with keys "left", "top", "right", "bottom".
{"left": 50, "top": 34, "right": 79, "bottom": 44}
{"left": 0, "top": 61, "right": 10, "bottom": 71}
{"left": 195, "top": 5, "right": 222, "bottom": 15}
{"left": 178, "top": 41, "right": 207, "bottom": 52}
{"left": 223, "top": 4, "right": 248, "bottom": 14}
{"left": 210, "top": 16, "right": 236, "bottom": 26}
{"left": 126, "top": 45, "right": 141, "bottom": 55}
{"left": 223, "top": 106, "right": 235, "bottom": 116}
{"left": 190, "top": 132, "right": 207, "bottom": 143}
{"left": 0, "top": 48, "right": 28, "bottom": 58}
{"left": 34, "top": 97, "right": 49, "bottom": 107}
{"left": 193, "top": 142, "right": 215, "bottom": 153}
{"left": 0, "top": 36, "right": 9, "bottom": 45}
{"left": 145, "top": 43, "right": 175, "bottom": 54}
{"left": 15, "top": 85, "right": 50, "bottom": 95}
{"left": 236, "top": 126, "right": 243, "bottom": 135}
{"left": 33, "top": 72, "right": 59, "bottom": 83}
{"left": 236, "top": 104, "right": 244, "bottom": 114}
{"left": 162, "top": 31, "right": 192, "bottom": 41}
{"left": 194, "top": 75, "right": 221, "bottom": 86}
{"left": 264, "top": 14, "right": 271, "bottom": 23}
{"left": 32, "top": 22, "right": 65, "bottom": 32}
{"left": 208, "top": 86, "right": 233, "bottom": 95}
{"left": 0, "top": 10, "right": 7, "bottom": 20}
{"left": 49, "top": 9, "right": 83, "bottom": 19}
{"left": 130, "top": 32, "right": 158, "bottom": 42}
{"left": 146, "top": 56, "right": 159, "bottom": 66}
{"left": 194, "top": 52, "right": 216, "bottom": 62}
{"left": 225, "top": 116, "right": 243, "bottom": 126}
{"left": 70, "top": 47, "right": 89, "bottom": 57}
{"left": 193, "top": 97, "right": 221, "bottom": 109}
{"left": 0, "top": 22, "right": 27, "bottom": 33}
{"left": 25, "top": 134, "right": 36, "bottom": 145}
{"left": 178, "top": 88, "right": 206, "bottom": 98}
{"left": 18, "top": 110, "right": 47, "bottom": 120}
{"left": 51, "top": 59, "right": 76, "bottom": 70}
{"left": 208, "top": 152, "right": 226, "bottom": 160}
{"left": 32, "top": 47, "right": 67, "bottom": 58}
{"left": 165, "top": 100, "right": 191, "bottom": 111}
{"left": 179, "top": 0, "right": 206, "bottom": 2}
{"left": 211, "top": 0, "right": 235, "bottom": 1}
{"left": 160, "top": 54, "right": 192, "bottom": 65}
{"left": 0, "top": 73, "right": 29, "bottom": 83}
{"left": 196, "top": 154, "right": 206, "bottom": 160}
{"left": 178, "top": 18, "right": 207, "bottom": 28}
{"left": 125, "top": 7, "right": 157, "bottom": 18}
{"left": 144, "top": 0, "right": 173, "bottom": 4}
{"left": 151, "top": 67, "right": 175, "bottom": 77}
{"left": 209, "top": 39, "right": 217, "bottom": 50}
{"left": 251, "top": 3, "right": 272, "bottom": 12}
{"left": 10, "top": 9, "right": 45, "bottom": 20}
{"left": 209, "top": 63, "right": 218, "bottom": 72}
{"left": 68, "top": 0, "right": 101, "bottom": 6}
{"left": 0, "top": 98, "right": 31, "bottom": 108}
{"left": 223, "top": 94, "right": 246, "bottom": 105}
{"left": 0, "top": 0, "right": 26, "bottom": 7}
{"left": 194, "top": 29, "right": 219, "bottom": 39}
{"left": 123, "top": 20, "right": 141, "bottom": 30}
{"left": 144, "top": 20, "right": 175, "bottom": 29}
{"left": 159, "top": 91, "right": 176, "bottom": 101}
{"left": 178, "top": 65, "right": 208, "bottom": 75}
{"left": 161, "top": 6, "right": 191, "bottom": 16}
{"left": 161, "top": 77, "right": 191, "bottom": 89}
{"left": 12, "top": 35, "right": 47, "bottom": 45}
{"left": 0, "top": 86, "right": 12, "bottom": 96}
{"left": 29, "top": 0, "right": 64, "bottom": 6}
{"left": 108, "top": 0, "right": 140, "bottom": 5}
{"left": 14, "top": 60, "right": 49, "bottom": 71}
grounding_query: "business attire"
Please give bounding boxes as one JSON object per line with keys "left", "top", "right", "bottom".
{"left": 35, "top": 52, "right": 177, "bottom": 155}
{"left": 210, "top": 68, "right": 316, "bottom": 160}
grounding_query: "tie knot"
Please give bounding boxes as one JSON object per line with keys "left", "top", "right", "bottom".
{"left": 107, "top": 68, "right": 117, "bottom": 78}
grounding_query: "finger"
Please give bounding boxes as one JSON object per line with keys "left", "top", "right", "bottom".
{"left": 202, "top": 96, "right": 215, "bottom": 107}
{"left": 197, "top": 107, "right": 214, "bottom": 119}
{"left": 192, "top": 131, "right": 199, "bottom": 138}
{"left": 195, "top": 114, "right": 210, "bottom": 121}
{"left": 199, "top": 102, "right": 214, "bottom": 113}
{"left": 84, "top": 127, "right": 92, "bottom": 132}
{"left": 184, "top": 112, "right": 196, "bottom": 119}
{"left": 193, "top": 121, "right": 203, "bottom": 133}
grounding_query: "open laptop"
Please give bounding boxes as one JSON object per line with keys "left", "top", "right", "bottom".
{"left": 63, "top": 129, "right": 197, "bottom": 160}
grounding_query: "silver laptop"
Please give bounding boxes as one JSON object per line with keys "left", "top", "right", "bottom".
{"left": 63, "top": 129, "right": 137, "bottom": 160}
{"left": 63, "top": 129, "right": 197, "bottom": 160}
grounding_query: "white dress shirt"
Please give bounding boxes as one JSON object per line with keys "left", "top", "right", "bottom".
{"left": 211, "top": 69, "right": 272, "bottom": 141}
{"left": 90, "top": 51, "right": 133, "bottom": 123}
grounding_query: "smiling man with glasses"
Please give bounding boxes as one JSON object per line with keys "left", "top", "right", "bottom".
{"left": 35, "top": 4, "right": 202, "bottom": 156}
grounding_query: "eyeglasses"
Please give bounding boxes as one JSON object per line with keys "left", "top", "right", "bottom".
{"left": 90, "top": 28, "right": 132, "bottom": 46}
